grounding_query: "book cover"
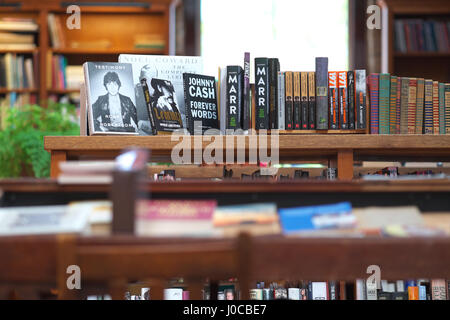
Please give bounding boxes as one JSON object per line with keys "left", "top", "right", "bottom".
{"left": 379, "top": 73, "right": 390, "bottom": 134}
{"left": 368, "top": 73, "right": 379, "bottom": 134}
{"left": 328, "top": 71, "right": 338, "bottom": 129}
{"left": 308, "top": 72, "right": 316, "bottom": 129}
{"left": 424, "top": 80, "right": 434, "bottom": 134}
{"left": 288, "top": 288, "right": 301, "bottom": 300}
{"left": 83, "top": 62, "right": 139, "bottom": 135}
{"left": 415, "top": 78, "right": 425, "bottom": 134}
{"left": 268, "top": 58, "right": 280, "bottom": 129}
{"left": 274, "top": 288, "right": 288, "bottom": 300}
{"left": 338, "top": 71, "right": 349, "bottom": 129}
{"left": 254, "top": 57, "right": 270, "bottom": 129}
{"left": 118, "top": 54, "right": 203, "bottom": 135}
{"left": 329, "top": 281, "right": 338, "bottom": 300}
{"left": 300, "top": 72, "right": 309, "bottom": 129}
{"left": 312, "top": 282, "right": 328, "bottom": 300}
{"left": 433, "top": 81, "right": 440, "bottom": 134}
{"left": 431, "top": 279, "right": 447, "bottom": 300}
{"left": 355, "top": 70, "right": 366, "bottom": 130}
{"left": 293, "top": 71, "right": 301, "bottom": 129}
{"left": 141, "top": 77, "right": 183, "bottom": 133}
{"left": 243, "top": 52, "right": 251, "bottom": 131}
{"left": 347, "top": 71, "right": 355, "bottom": 130}
{"left": 408, "top": 286, "right": 419, "bottom": 300}
{"left": 389, "top": 76, "right": 398, "bottom": 134}
{"left": 407, "top": 78, "right": 417, "bottom": 134}
{"left": 355, "top": 279, "right": 366, "bottom": 300}
{"left": 226, "top": 66, "right": 243, "bottom": 130}
{"left": 400, "top": 77, "right": 410, "bottom": 134}
{"left": 315, "top": 57, "right": 328, "bottom": 129}
{"left": 446, "top": 84, "right": 450, "bottom": 134}
{"left": 439, "top": 83, "right": 445, "bottom": 135}
{"left": 278, "top": 71, "right": 285, "bottom": 130}
{"left": 182, "top": 73, "right": 219, "bottom": 134}
{"left": 285, "top": 71, "right": 294, "bottom": 129}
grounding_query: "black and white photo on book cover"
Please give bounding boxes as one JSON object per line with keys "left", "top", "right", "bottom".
{"left": 83, "top": 62, "right": 138, "bottom": 135}
{"left": 118, "top": 54, "right": 203, "bottom": 134}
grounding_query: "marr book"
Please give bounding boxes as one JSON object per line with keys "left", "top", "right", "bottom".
{"left": 315, "top": 57, "right": 328, "bottom": 129}
{"left": 226, "top": 66, "right": 243, "bottom": 130}
{"left": 328, "top": 71, "right": 338, "bottom": 129}
{"left": 254, "top": 58, "right": 270, "bottom": 129}
{"left": 83, "top": 62, "right": 138, "bottom": 135}
{"left": 182, "top": 73, "right": 219, "bottom": 134}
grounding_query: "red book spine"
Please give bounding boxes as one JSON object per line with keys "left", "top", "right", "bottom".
{"left": 395, "top": 78, "right": 401, "bottom": 134}
{"left": 328, "top": 72, "right": 338, "bottom": 129}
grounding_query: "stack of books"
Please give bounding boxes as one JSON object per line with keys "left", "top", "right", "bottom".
{"left": 0, "top": 17, "right": 38, "bottom": 50}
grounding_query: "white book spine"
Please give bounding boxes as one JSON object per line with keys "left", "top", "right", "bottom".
{"left": 278, "top": 71, "right": 285, "bottom": 130}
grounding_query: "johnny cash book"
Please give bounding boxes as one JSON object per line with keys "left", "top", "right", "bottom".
{"left": 254, "top": 57, "right": 270, "bottom": 129}
{"left": 83, "top": 62, "right": 139, "bottom": 135}
{"left": 315, "top": 57, "right": 328, "bottom": 130}
{"left": 226, "top": 65, "right": 244, "bottom": 130}
{"left": 182, "top": 73, "right": 219, "bottom": 134}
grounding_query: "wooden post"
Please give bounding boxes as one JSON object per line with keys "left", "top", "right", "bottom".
{"left": 236, "top": 233, "right": 251, "bottom": 300}
{"left": 337, "top": 149, "right": 354, "bottom": 180}
{"left": 50, "top": 151, "right": 67, "bottom": 178}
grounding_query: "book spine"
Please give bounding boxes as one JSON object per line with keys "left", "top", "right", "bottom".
{"left": 355, "top": 70, "right": 366, "bottom": 130}
{"left": 395, "top": 77, "right": 401, "bottom": 134}
{"left": 278, "top": 71, "right": 285, "bottom": 130}
{"left": 226, "top": 66, "right": 243, "bottom": 130}
{"left": 408, "top": 286, "right": 419, "bottom": 300}
{"left": 140, "top": 78, "right": 158, "bottom": 135}
{"left": 268, "top": 58, "right": 279, "bottom": 129}
{"left": 254, "top": 58, "right": 269, "bottom": 129}
{"left": 347, "top": 71, "right": 355, "bottom": 130}
{"left": 433, "top": 81, "right": 440, "bottom": 134}
{"left": 293, "top": 71, "right": 301, "bottom": 129}
{"left": 338, "top": 71, "right": 349, "bottom": 129}
{"left": 389, "top": 76, "right": 398, "bottom": 134}
{"left": 415, "top": 78, "right": 425, "bottom": 134}
{"left": 400, "top": 77, "right": 410, "bottom": 134}
{"left": 407, "top": 78, "right": 417, "bottom": 134}
{"left": 285, "top": 71, "right": 294, "bottom": 130}
{"left": 308, "top": 72, "right": 316, "bottom": 129}
{"left": 300, "top": 72, "right": 308, "bottom": 129}
{"left": 329, "top": 281, "right": 337, "bottom": 300}
{"left": 439, "top": 83, "right": 445, "bottom": 135}
{"left": 219, "top": 67, "right": 227, "bottom": 134}
{"left": 243, "top": 52, "right": 250, "bottom": 131}
{"left": 328, "top": 71, "right": 338, "bottom": 129}
{"left": 424, "top": 80, "right": 434, "bottom": 134}
{"left": 182, "top": 73, "right": 193, "bottom": 134}
{"left": 445, "top": 84, "right": 450, "bottom": 134}
{"left": 315, "top": 57, "right": 329, "bottom": 129}
{"left": 379, "top": 73, "right": 390, "bottom": 134}
{"left": 368, "top": 73, "right": 380, "bottom": 134}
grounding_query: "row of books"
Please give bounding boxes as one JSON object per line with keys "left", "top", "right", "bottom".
{"left": 46, "top": 54, "right": 83, "bottom": 90}
{"left": 368, "top": 74, "right": 450, "bottom": 134}
{"left": 0, "top": 53, "right": 37, "bottom": 89}
{"left": 395, "top": 19, "right": 450, "bottom": 53}
{"left": 0, "top": 31, "right": 36, "bottom": 51}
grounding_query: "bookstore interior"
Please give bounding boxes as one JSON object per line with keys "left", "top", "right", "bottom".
{"left": 0, "top": 0, "right": 450, "bottom": 304}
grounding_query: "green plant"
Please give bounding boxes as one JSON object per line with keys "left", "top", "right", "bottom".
{"left": 0, "top": 102, "right": 79, "bottom": 178}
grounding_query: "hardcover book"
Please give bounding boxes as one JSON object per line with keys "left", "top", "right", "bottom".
{"left": 285, "top": 71, "right": 294, "bottom": 130}
{"left": 254, "top": 57, "right": 270, "bottom": 129}
{"left": 347, "top": 71, "right": 355, "bottom": 130}
{"left": 445, "top": 84, "right": 450, "bottom": 134}
{"left": 300, "top": 72, "right": 308, "bottom": 129}
{"left": 400, "top": 77, "right": 410, "bottom": 134}
{"left": 182, "top": 73, "right": 219, "bottom": 134}
{"left": 439, "top": 83, "right": 445, "bottom": 135}
{"left": 407, "top": 78, "right": 417, "bottom": 134}
{"left": 218, "top": 67, "right": 227, "bottom": 134}
{"left": 83, "top": 62, "right": 139, "bottom": 135}
{"left": 293, "top": 71, "right": 301, "bottom": 129}
{"left": 141, "top": 77, "right": 183, "bottom": 134}
{"left": 379, "top": 73, "right": 390, "bottom": 134}
{"left": 431, "top": 279, "right": 447, "bottom": 300}
{"left": 338, "top": 71, "right": 349, "bottom": 129}
{"left": 118, "top": 54, "right": 203, "bottom": 134}
{"left": 268, "top": 58, "right": 280, "bottom": 129}
{"left": 415, "top": 78, "right": 425, "bottom": 134}
{"left": 226, "top": 65, "right": 243, "bottom": 130}
{"left": 395, "top": 78, "right": 401, "bottom": 134}
{"left": 315, "top": 57, "right": 328, "bottom": 129}
{"left": 389, "top": 76, "right": 398, "bottom": 134}
{"left": 308, "top": 72, "right": 316, "bottom": 129}
{"left": 355, "top": 70, "right": 366, "bottom": 130}
{"left": 368, "top": 73, "right": 379, "bottom": 134}
{"left": 243, "top": 52, "right": 251, "bottom": 131}
{"left": 424, "top": 80, "right": 434, "bottom": 134}
{"left": 312, "top": 282, "right": 328, "bottom": 300}
{"left": 278, "top": 71, "right": 285, "bottom": 130}
{"left": 432, "top": 81, "right": 440, "bottom": 134}
{"left": 328, "top": 71, "right": 338, "bottom": 129}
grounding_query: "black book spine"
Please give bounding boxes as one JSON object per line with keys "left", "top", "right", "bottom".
{"left": 347, "top": 71, "right": 356, "bottom": 129}
{"left": 285, "top": 71, "right": 293, "bottom": 130}
{"left": 293, "top": 72, "right": 301, "bottom": 130}
{"left": 226, "top": 66, "right": 243, "bottom": 130}
{"left": 268, "top": 58, "right": 280, "bottom": 129}
{"left": 140, "top": 78, "right": 158, "bottom": 135}
{"left": 182, "top": 73, "right": 193, "bottom": 134}
{"left": 308, "top": 72, "right": 316, "bottom": 129}
{"left": 315, "top": 57, "right": 329, "bottom": 129}
{"left": 307, "top": 281, "right": 313, "bottom": 300}
{"left": 254, "top": 58, "right": 269, "bottom": 129}
{"left": 300, "top": 72, "right": 308, "bottom": 130}
{"left": 355, "top": 70, "right": 367, "bottom": 129}
{"left": 243, "top": 52, "right": 250, "bottom": 130}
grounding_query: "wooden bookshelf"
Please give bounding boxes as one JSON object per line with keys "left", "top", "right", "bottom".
{"left": 0, "top": 0, "right": 172, "bottom": 106}
{"left": 379, "top": 0, "right": 450, "bottom": 82}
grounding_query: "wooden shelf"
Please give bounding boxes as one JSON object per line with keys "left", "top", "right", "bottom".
{"left": 0, "top": 88, "right": 38, "bottom": 94}
{"left": 0, "top": 49, "right": 38, "bottom": 54}
{"left": 50, "top": 48, "right": 166, "bottom": 55}
{"left": 47, "top": 89, "right": 80, "bottom": 94}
